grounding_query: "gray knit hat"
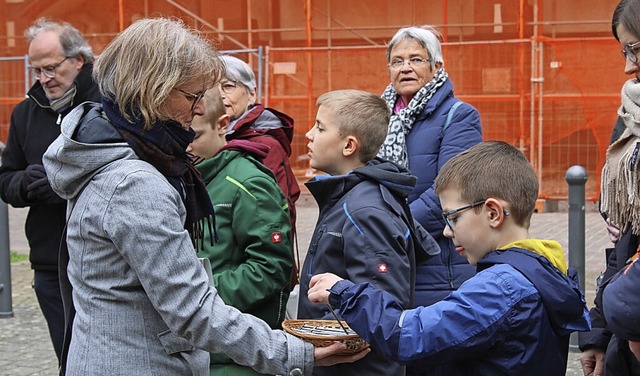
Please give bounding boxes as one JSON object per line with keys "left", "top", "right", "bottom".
{"left": 220, "top": 55, "right": 256, "bottom": 91}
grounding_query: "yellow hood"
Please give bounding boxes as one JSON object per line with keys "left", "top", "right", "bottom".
{"left": 500, "top": 239, "right": 568, "bottom": 275}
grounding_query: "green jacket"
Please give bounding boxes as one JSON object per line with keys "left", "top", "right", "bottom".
{"left": 196, "top": 141, "right": 293, "bottom": 375}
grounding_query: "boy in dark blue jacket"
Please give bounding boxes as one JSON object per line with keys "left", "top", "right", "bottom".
{"left": 308, "top": 141, "right": 591, "bottom": 375}
{"left": 297, "top": 89, "right": 439, "bottom": 376}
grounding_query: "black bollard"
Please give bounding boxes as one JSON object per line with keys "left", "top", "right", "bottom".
{"left": 0, "top": 200, "right": 13, "bottom": 318}
{"left": 566, "top": 165, "right": 586, "bottom": 350}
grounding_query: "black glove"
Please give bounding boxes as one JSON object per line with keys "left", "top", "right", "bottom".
{"left": 23, "top": 164, "right": 46, "bottom": 187}
{"left": 23, "top": 164, "right": 63, "bottom": 204}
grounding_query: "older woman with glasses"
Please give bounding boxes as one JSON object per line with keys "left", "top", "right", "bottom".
{"left": 377, "top": 25, "right": 483, "bottom": 376}
{"left": 579, "top": 0, "right": 640, "bottom": 375}
{"left": 219, "top": 54, "right": 301, "bottom": 288}
{"left": 42, "top": 18, "right": 367, "bottom": 376}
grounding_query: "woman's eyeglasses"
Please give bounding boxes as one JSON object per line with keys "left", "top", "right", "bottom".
{"left": 388, "top": 57, "right": 432, "bottom": 70}
{"left": 174, "top": 88, "right": 205, "bottom": 112}
{"left": 621, "top": 41, "right": 640, "bottom": 63}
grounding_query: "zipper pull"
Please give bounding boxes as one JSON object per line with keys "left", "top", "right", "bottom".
{"left": 56, "top": 114, "right": 62, "bottom": 125}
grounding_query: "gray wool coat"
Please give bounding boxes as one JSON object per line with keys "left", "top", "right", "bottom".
{"left": 43, "top": 102, "right": 313, "bottom": 376}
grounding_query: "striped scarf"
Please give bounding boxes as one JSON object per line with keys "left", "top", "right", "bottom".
{"left": 49, "top": 84, "right": 77, "bottom": 113}
{"left": 600, "top": 79, "right": 640, "bottom": 235}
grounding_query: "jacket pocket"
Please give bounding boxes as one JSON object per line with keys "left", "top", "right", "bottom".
{"left": 157, "top": 329, "right": 195, "bottom": 354}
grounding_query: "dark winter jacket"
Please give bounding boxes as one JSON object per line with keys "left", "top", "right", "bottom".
{"left": 326, "top": 245, "right": 591, "bottom": 376}
{"left": 578, "top": 115, "right": 640, "bottom": 375}
{"left": 401, "top": 79, "right": 483, "bottom": 306}
{"left": 604, "top": 249, "right": 640, "bottom": 340}
{"left": 298, "top": 158, "right": 439, "bottom": 376}
{"left": 579, "top": 229, "right": 640, "bottom": 375}
{"left": 0, "top": 64, "right": 100, "bottom": 270}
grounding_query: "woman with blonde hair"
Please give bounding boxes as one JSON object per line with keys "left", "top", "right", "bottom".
{"left": 43, "top": 18, "right": 367, "bottom": 376}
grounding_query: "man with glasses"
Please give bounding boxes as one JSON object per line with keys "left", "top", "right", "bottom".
{"left": 0, "top": 18, "right": 100, "bottom": 363}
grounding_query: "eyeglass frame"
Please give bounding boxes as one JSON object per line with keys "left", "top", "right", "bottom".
{"left": 388, "top": 57, "right": 433, "bottom": 70}
{"left": 621, "top": 41, "right": 640, "bottom": 63}
{"left": 219, "top": 80, "right": 238, "bottom": 94}
{"left": 174, "top": 87, "right": 206, "bottom": 112}
{"left": 29, "top": 56, "right": 71, "bottom": 80}
{"left": 441, "top": 200, "right": 486, "bottom": 230}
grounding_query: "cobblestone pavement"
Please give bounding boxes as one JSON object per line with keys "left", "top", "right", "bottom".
{"left": 0, "top": 198, "right": 611, "bottom": 376}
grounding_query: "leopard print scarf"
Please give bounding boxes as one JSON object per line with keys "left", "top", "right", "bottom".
{"left": 377, "top": 68, "right": 448, "bottom": 168}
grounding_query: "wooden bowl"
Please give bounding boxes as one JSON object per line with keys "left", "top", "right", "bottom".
{"left": 282, "top": 319, "right": 370, "bottom": 354}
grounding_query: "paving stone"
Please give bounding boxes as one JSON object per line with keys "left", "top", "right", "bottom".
{"left": 0, "top": 201, "right": 611, "bottom": 375}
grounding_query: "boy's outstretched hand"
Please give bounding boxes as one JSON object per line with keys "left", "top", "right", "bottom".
{"left": 314, "top": 342, "right": 370, "bottom": 366}
{"left": 308, "top": 273, "right": 343, "bottom": 304}
{"left": 309, "top": 274, "right": 368, "bottom": 365}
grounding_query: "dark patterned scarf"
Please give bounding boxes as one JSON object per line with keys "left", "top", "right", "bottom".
{"left": 377, "top": 68, "right": 448, "bottom": 168}
{"left": 102, "top": 98, "right": 217, "bottom": 249}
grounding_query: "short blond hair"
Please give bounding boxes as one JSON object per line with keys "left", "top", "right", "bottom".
{"left": 93, "top": 18, "right": 225, "bottom": 128}
{"left": 316, "top": 90, "right": 390, "bottom": 162}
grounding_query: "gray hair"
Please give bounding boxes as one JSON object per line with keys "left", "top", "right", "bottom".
{"left": 220, "top": 55, "right": 256, "bottom": 91}
{"left": 93, "top": 18, "right": 224, "bottom": 128}
{"left": 386, "top": 26, "right": 444, "bottom": 69}
{"left": 25, "top": 17, "right": 94, "bottom": 63}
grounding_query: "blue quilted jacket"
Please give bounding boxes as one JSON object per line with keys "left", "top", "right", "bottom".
{"left": 400, "top": 79, "right": 483, "bottom": 306}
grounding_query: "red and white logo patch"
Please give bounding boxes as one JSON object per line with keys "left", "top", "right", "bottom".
{"left": 272, "top": 232, "right": 282, "bottom": 243}
{"left": 378, "top": 263, "right": 388, "bottom": 273}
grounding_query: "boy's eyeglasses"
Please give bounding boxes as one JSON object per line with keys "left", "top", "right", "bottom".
{"left": 174, "top": 88, "right": 205, "bottom": 112}
{"left": 621, "top": 41, "right": 640, "bottom": 63}
{"left": 388, "top": 57, "right": 432, "bottom": 70}
{"left": 29, "top": 57, "right": 70, "bottom": 80}
{"left": 220, "top": 80, "right": 238, "bottom": 94}
{"left": 442, "top": 200, "right": 486, "bottom": 229}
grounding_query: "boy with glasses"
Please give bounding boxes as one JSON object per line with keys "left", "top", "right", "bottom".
{"left": 308, "top": 141, "right": 592, "bottom": 375}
